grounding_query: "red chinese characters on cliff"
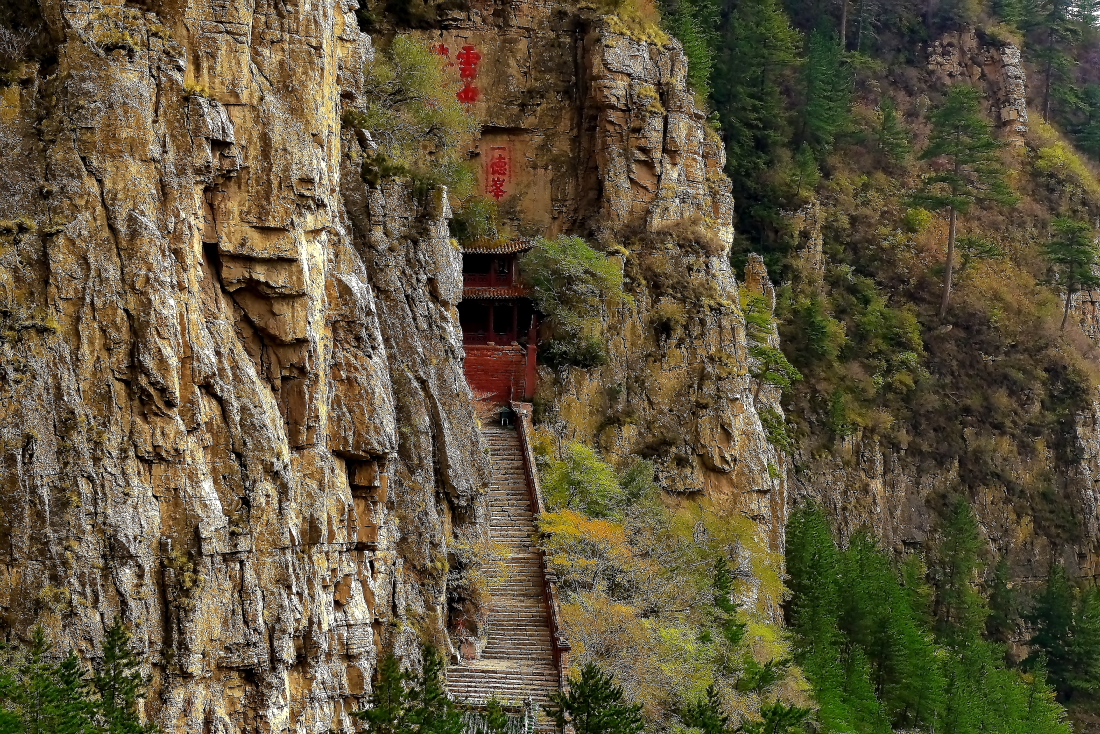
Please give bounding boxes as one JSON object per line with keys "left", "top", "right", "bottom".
{"left": 486, "top": 147, "right": 510, "bottom": 200}
{"left": 455, "top": 45, "right": 482, "bottom": 104}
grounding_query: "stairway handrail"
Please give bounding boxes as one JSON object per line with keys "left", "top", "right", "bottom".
{"left": 510, "top": 401, "right": 571, "bottom": 693}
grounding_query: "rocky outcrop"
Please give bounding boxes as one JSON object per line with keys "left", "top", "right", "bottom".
{"left": 0, "top": 0, "right": 788, "bottom": 728}
{"left": 927, "top": 29, "right": 1029, "bottom": 141}
{"left": 0, "top": 0, "right": 488, "bottom": 730}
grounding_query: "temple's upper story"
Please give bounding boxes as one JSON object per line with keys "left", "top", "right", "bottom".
{"left": 458, "top": 239, "right": 536, "bottom": 347}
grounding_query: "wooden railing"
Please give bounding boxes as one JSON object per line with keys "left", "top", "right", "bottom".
{"left": 510, "top": 402, "right": 571, "bottom": 692}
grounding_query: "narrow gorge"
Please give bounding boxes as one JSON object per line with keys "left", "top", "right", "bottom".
{"left": 4, "top": 0, "right": 1100, "bottom": 731}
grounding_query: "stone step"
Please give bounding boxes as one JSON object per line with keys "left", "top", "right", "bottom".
{"left": 446, "top": 426, "right": 560, "bottom": 705}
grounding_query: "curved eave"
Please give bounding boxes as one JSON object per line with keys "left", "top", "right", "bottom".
{"left": 461, "top": 238, "right": 537, "bottom": 255}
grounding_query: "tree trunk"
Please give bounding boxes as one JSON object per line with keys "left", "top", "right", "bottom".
{"left": 1062, "top": 288, "right": 1075, "bottom": 331}
{"left": 1043, "top": 28, "right": 1055, "bottom": 121}
{"left": 840, "top": 0, "right": 849, "bottom": 50}
{"left": 939, "top": 206, "right": 957, "bottom": 320}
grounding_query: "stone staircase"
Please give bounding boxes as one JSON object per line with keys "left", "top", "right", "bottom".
{"left": 447, "top": 425, "right": 561, "bottom": 712}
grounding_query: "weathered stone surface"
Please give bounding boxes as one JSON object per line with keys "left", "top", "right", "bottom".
{"left": 928, "top": 29, "right": 1029, "bottom": 141}
{"left": 417, "top": 5, "right": 785, "bottom": 549}
{"left": 0, "top": 0, "right": 489, "bottom": 730}
{"left": 0, "top": 0, "right": 789, "bottom": 728}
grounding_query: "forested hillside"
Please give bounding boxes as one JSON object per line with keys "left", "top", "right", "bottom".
{"left": 669, "top": 0, "right": 1100, "bottom": 730}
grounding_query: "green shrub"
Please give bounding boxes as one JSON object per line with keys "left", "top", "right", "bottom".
{"left": 520, "top": 235, "right": 627, "bottom": 369}
{"left": 544, "top": 442, "right": 624, "bottom": 517}
{"left": 344, "top": 34, "right": 480, "bottom": 193}
{"left": 449, "top": 196, "right": 499, "bottom": 245}
{"left": 902, "top": 207, "right": 933, "bottom": 233}
{"left": 759, "top": 406, "right": 796, "bottom": 453}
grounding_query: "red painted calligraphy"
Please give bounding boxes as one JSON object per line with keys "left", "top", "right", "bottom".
{"left": 488, "top": 153, "right": 509, "bottom": 178}
{"left": 457, "top": 84, "right": 480, "bottom": 104}
{"left": 455, "top": 44, "right": 482, "bottom": 104}
{"left": 485, "top": 146, "right": 511, "bottom": 200}
{"left": 431, "top": 43, "right": 450, "bottom": 57}
{"left": 456, "top": 45, "right": 481, "bottom": 78}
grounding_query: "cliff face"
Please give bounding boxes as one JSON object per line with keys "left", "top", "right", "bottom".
{"left": 0, "top": 0, "right": 489, "bottom": 729}
{"left": 406, "top": 4, "right": 785, "bottom": 543}
{"left": 0, "top": 0, "right": 783, "bottom": 729}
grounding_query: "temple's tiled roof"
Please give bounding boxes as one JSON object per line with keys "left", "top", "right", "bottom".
{"left": 462, "top": 238, "right": 536, "bottom": 255}
{"left": 463, "top": 286, "right": 530, "bottom": 300}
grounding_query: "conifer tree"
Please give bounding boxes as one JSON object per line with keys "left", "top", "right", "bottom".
{"left": 51, "top": 652, "right": 97, "bottom": 734}
{"left": 738, "top": 700, "right": 812, "bottom": 734}
{"left": 930, "top": 498, "right": 989, "bottom": 642}
{"left": 92, "top": 619, "right": 155, "bottom": 734}
{"left": 994, "top": 0, "right": 1026, "bottom": 25}
{"left": 799, "top": 27, "right": 853, "bottom": 155}
{"left": 482, "top": 698, "right": 509, "bottom": 734}
{"left": 1027, "top": 563, "right": 1100, "bottom": 701}
{"left": 353, "top": 645, "right": 464, "bottom": 734}
{"left": 986, "top": 557, "right": 1018, "bottom": 644}
{"left": 1027, "top": 0, "right": 1081, "bottom": 120}
{"left": 546, "top": 663, "right": 643, "bottom": 734}
{"left": 1044, "top": 216, "right": 1100, "bottom": 331}
{"left": 911, "top": 85, "right": 1017, "bottom": 320}
{"left": 712, "top": 0, "right": 800, "bottom": 237}
{"left": 356, "top": 652, "right": 411, "bottom": 734}
{"left": 660, "top": 0, "right": 720, "bottom": 97}
{"left": 1075, "top": 85, "right": 1100, "bottom": 159}
{"left": 712, "top": 558, "right": 748, "bottom": 648}
{"left": 681, "top": 685, "right": 730, "bottom": 734}
{"left": 876, "top": 97, "right": 911, "bottom": 166}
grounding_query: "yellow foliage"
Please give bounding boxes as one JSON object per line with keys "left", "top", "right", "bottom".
{"left": 1030, "top": 119, "right": 1100, "bottom": 203}
{"left": 451, "top": 531, "right": 512, "bottom": 614}
{"left": 669, "top": 500, "right": 789, "bottom": 617}
{"left": 540, "top": 510, "right": 642, "bottom": 592}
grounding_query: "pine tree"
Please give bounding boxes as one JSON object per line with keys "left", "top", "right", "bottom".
{"left": 930, "top": 498, "right": 989, "bottom": 642}
{"left": 51, "top": 652, "right": 97, "bottom": 734}
{"left": 482, "top": 698, "right": 509, "bottom": 734}
{"left": 355, "top": 652, "right": 411, "bottom": 734}
{"left": 737, "top": 700, "right": 812, "bottom": 734}
{"left": 407, "top": 646, "right": 463, "bottom": 734}
{"left": 1028, "top": 564, "right": 1100, "bottom": 701}
{"left": 92, "top": 619, "right": 155, "bottom": 734}
{"left": 785, "top": 504, "right": 842, "bottom": 643}
{"left": 911, "top": 85, "right": 1017, "bottom": 320}
{"left": 660, "top": 0, "right": 720, "bottom": 97}
{"left": 986, "top": 557, "right": 1018, "bottom": 645}
{"left": 799, "top": 27, "right": 853, "bottom": 155}
{"left": 876, "top": 97, "right": 911, "bottom": 166}
{"left": 1074, "top": 85, "right": 1100, "bottom": 159}
{"left": 681, "top": 685, "right": 730, "bottom": 734}
{"left": 1027, "top": 0, "right": 1081, "bottom": 121}
{"left": 353, "top": 645, "right": 463, "bottom": 734}
{"left": 712, "top": 0, "right": 801, "bottom": 242}
{"left": 546, "top": 663, "right": 643, "bottom": 734}
{"left": 712, "top": 558, "right": 748, "bottom": 648}
{"left": 993, "top": 0, "right": 1026, "bottom": 26}
{"left": 1044, "top": 216, "right": 1100, "bottom": 331}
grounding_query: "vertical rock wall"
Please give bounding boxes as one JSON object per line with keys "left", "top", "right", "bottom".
{"left": 405, "top": 3, "right": 786, "bottom": 550}
{"left": 0, "top": 0, "right": 788, "bottom": 729}
{"left": 0, "top": 0, "right": 488, "bottom": 730}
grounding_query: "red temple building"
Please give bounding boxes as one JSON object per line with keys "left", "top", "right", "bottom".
{"left": 458, "top": 239, "right": 538, "bottom": 406}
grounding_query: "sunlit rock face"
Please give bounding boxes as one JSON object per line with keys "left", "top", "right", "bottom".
{"left": 0, "top": 0, "right": 489, "bottom": 729}
{"left": 0, "top": 0, "right": 789, "bottom": 728}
